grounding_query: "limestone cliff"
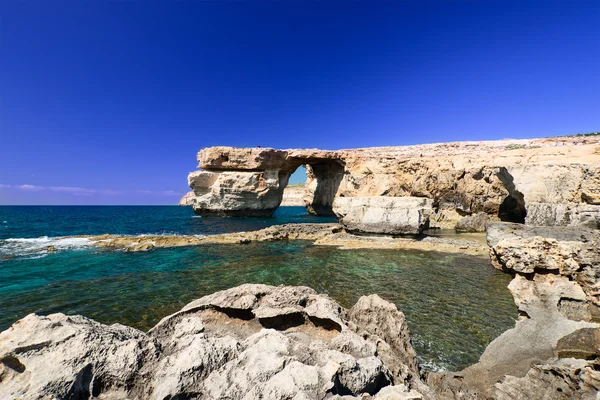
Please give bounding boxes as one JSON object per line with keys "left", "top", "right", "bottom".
{"left": 182, "top": 136, "right": 600, "bottom": 231}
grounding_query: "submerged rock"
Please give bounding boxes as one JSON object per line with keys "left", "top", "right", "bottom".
{"left": 0, "top": 284, "right": 423, "bottom": 400}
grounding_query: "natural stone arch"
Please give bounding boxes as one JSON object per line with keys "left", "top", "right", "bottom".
{"left": 285, "top": 159, "right": 345, "bottom": 216}
{"left": 186, "top": 147, "right": 346, "bottom": 217}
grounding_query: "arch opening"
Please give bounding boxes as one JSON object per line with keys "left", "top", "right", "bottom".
{"left": 280, "top": 159, "right": 345, "bottom": 217}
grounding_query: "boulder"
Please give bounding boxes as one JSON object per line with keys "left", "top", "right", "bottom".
{"left": 0, "top": 284, "right": 423, "bottom": 400}
{"left": 525, "top": 202, "right": 600, "bottom": 228}
{"left": 333, "top": 196, "right": 433, "bottom": 235}
{"left": 455, "top": 212, "right": 494, "bottom": 232}
{"left": 0, "top": 313, "right": 158, "bottom": 400}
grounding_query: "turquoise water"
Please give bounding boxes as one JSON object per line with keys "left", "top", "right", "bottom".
{"left": 0, "top": 206, "right": 516, "bottom": 371}
{"left": 0, "top": 205, "right": 337, "bottom": 239}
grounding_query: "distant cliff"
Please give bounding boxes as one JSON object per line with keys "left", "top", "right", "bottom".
{"left": 280, "top": 184, "right": 305, "bottom": 206}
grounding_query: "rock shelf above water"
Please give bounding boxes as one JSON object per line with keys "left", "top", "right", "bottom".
{"left": 70, "top": 223, "right": 490, "bottom": 255}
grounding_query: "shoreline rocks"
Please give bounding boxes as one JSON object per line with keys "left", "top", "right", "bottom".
{"left": 0, "top": 284, "right": 425, "bottom": 400}
{"left": 69, "top": 223, "right": 489, "bottom": 255}
{"left": 429, "top": 223, "right": 600, "bottom": 399}
{"left": 333, "top": 197, "right": 433, "bottom": 235}
{"left": 2, "top": 222, "right": 599, "bottom": 398}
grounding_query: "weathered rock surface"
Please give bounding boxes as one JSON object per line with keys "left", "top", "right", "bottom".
{"left": 455, "top": 212, "right": 495, "bottom": 232}
{"left": 183, "top": 136, "right": 600, "bottom": 231}
{"left": 178, "top": 190, "right": 196, "bottom": 206}
{"left": 0, "top": 284, "right": 423, "bottom": 400}
{"left": 429, "top": 222, "right": 600, "bottom": 399}
{"left": 0, "top": 313, "right": 158, "bottom": 400}
{"left": 333, "top": 196, "right": 433, "bottom": 235}
{"left": 188, "top": 169, "right": 289, "bottom": 216}
{"left": 74, "top": 223, "right": 488, "bottom": 255}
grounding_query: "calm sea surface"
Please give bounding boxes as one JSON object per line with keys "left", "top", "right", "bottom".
{"left": 0, "top": 205, "right": 515, "bottom": 371}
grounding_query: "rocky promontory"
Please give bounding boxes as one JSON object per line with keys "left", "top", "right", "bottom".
{"left": 182, "top": 136, "right": 600, "bottom": 232}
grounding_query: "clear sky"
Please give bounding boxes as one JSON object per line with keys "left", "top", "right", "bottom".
{"left": 1, "top": 1, "right": 598, "bottom": 204}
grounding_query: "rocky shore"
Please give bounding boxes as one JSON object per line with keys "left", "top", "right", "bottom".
{"left": 2, "top": 136, "right": 599, "bottom": 399}
{"left": 1, "top": 284, "right": 426, "bottom": 399}
{"left": 2, "top": 222, "right": 599, "bottom": 399}
{"left": 68, "top": 223, "right": 489, "bottom": 255}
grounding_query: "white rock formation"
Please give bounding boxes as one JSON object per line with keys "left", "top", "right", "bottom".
{"left": 333, "top": 196, "right": 433, "bottom": 235}
{"left": 0, "top": 284, "right": 423, "bottom": 400}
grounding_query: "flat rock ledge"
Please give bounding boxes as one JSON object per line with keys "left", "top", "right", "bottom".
{"left": 77, "top": 223, "right": 489, "bottom": 255}
{"left": 0, "top": 284, "right": 426, "bottom": 400}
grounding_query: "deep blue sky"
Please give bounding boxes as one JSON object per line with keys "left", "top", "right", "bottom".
{"left": 1, "top": 1, "right": 598, "bottom": 204}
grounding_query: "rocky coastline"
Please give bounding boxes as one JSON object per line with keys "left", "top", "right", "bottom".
{"left": 2, "top": 136, "right": 599, "bottom": 399}
{"left": 2, "top": 222, "right": 599, "bottom": 399}
{"left": 64, "top": 223, "right": 489, "bottom": 256}
{"left": 182, "top": 136, "right": 600, "bottom": 230}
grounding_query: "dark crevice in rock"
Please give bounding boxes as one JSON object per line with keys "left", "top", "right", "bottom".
{"left": 91, "top": 376, "right": 103, "bottom": 397}
{"left": 258, "top": 312, "right": 306, "bottom": 330}
{"left": 212, "top": 306, "right": 254, "bottom": 321}
{"left": 67, "top": 364, "right": 94, "bottom": 400}
{"left": 518, "top": 310, "right": 531, "bottom": 319}
{"left": 307, "top": 316, "right": 342, "bottom": 332}
{"left": 0, "top": 355, "right": 26, "bottom": 373}
{"left": 14, "top": 341, "right": 53, "bottom": 354}
{"left": 496, "top": 167, "right": 527, "bottom": 223}
{"left": 498, "top": 193, "right": 527, "bottom": 223}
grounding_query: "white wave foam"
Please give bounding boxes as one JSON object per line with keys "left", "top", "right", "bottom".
{"left": 1, "top": 236, "right": 96, "bottom": 257}
{"left": 418, "top": 359, "right": 447, "bottom": 372}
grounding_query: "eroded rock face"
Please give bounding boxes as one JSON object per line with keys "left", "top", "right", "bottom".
{"left": 0, "top": 284, "right": 423, "bottom": 400}
{"left": 188, "top": 169, "right": 290, "bottom": 217}
{"left": 333, "top": 196, "right": 433, "bottom": 235}
{"left": 430, "top": 222, "right": 600, "bottom": 399}
{"left": 0, "top": 314, "right": 158, "bottom": 400}
{"left": 183, "top": 137, "right": 600, "bottom": 231}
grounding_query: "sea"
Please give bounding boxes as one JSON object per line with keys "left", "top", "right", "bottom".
{"left": 0, "top": 205, "right": 516, "bottom": 371}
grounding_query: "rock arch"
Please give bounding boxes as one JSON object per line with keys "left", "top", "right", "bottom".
{"left": 184, "top": 147, "right": 346, "bottom": 217}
